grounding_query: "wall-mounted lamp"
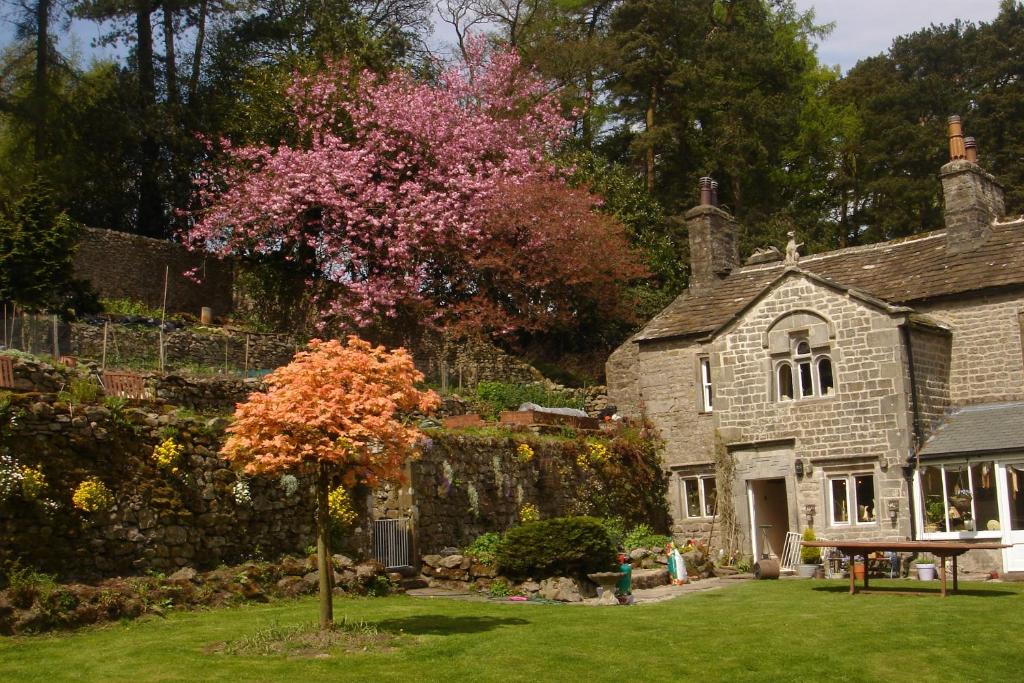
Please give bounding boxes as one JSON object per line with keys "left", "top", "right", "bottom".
{"left": 805, "top": 503, "right": 816, "bottom": 527}
{"left": 887, "top": 499, "right": 899, "bottom": 523}
{"left": 795, "top": 459, "right": 805, "bottom": 478}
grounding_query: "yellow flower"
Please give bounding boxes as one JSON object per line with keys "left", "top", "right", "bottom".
{"left": 72, "top": 478, "right": 114, "bottom": 513}
{"left": 577, "top": 440, "right": 610, "bottom": 468}
{"left": 519, "top": 503, "right": 539, "bottom": 523}
{"left": 152, "top": 438, "right": 184, "bottom": 471}
{"left": 515, "top": 443, "right": 534, "bottom": 463}
{"left": 328, "top": 486, "right": 358, "bottom": 526}
{"left": 20, "top": 465, "right": 46, "bottom": 500}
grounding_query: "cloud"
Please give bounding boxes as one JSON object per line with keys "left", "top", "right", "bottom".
{"left": 796, "top": 0, "right": 1003, "bottom": 72}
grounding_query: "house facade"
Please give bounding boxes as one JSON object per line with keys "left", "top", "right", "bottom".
{"left": 607, "top": 117, "right": 1024, "bottom": 573}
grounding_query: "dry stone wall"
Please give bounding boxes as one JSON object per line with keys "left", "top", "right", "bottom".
{"left": 373, "top": 431, "right": 669, "bottom": 556}
{"left": 73, "top": 227, "right": 233, "bottom": 318}
{"left": 0, "top": 394, "right": 363, "bottom": 581}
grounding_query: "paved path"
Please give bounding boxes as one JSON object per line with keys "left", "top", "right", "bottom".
{"left": 407, "top": 574, "right": 753, "bottom": 606}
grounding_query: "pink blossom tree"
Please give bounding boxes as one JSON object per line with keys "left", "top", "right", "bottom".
{"left": 186, "top": 38, "right": 576, "bottom": 332}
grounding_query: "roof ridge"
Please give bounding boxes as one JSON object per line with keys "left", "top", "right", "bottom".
{"left": 736, "top": 229, "right": 947, "bottom": 275}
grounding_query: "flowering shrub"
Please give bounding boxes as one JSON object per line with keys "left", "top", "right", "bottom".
{"left": 19, "top": 465, "right": 46, "bottom": 500}
{"left": 72, "top": 478, "right": 114, "bottom": 513}
{"left": 328, "top": 486, "right": 358, "bottom": 526}
{"left": 232, "top": 479, "right": 252, "bottom": 506}
{"left": 576, "top": 440, "right": 610, "bottom": 468}
{"left": 280, "top": 474, "right": 299, "bottom": 497}
{"left": 152, "top": 438, "right": 184, "bottom": 473}
{"left": 0, "top": 453, "right": 22, "bottom": 503}
{"left": 519, "top": 502, "right": 539, "bottom": 523}
{"left": 516, "top": 443, "right": 534, "bottom": 463}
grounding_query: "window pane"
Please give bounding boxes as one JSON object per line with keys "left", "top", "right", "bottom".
{"left": 796, "top": 340, "right": 810, "bottom": 356}
{"left": 778, "top": 364, "right": 793, "bottom": 400}
{"left": 854, "top": 475, "right": 876, "bottom": 522}
{"left": 831, "top": 478, "right": 849, "bottom": 523}
{"left": 971, "top": 462, "right": 998, "bottom": 532}
{"left": 818, "top": 357, "right": 834, "bottom": 396}
{"left": 700, "top": 358, "right": 713, "bottom": 411}
{"left": 703, "top": 478, "right": 717, "bottom": 517}
{"left": 944, "top": 464, "right": 971, "bottom": 531}
{"left": 684, "top": 479, "right": 701, "bottom": 517}
{"left": 921, "top": 465, "right": 948, "bottom": 532}
{"left": 1006, "top": 465, "right": 1024, "bottom": 531}
{"left": 798, "top": 361, "right": 814, "bottom": 397}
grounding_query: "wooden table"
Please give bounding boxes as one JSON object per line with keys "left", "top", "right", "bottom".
{"left": 802, "top": 540, "right": 1008, "bottom": 597}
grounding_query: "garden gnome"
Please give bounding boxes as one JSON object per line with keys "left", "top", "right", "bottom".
{"left": 616, "top": 552, "right": 632, "bottom": 599}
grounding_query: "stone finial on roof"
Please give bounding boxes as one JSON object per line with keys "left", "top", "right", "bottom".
{"left": 784, "top": 231, "right": 803, "bottom": 265}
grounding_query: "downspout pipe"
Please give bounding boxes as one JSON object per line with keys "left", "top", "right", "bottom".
{"left": 901, "top": 323, "right": 923, "bottom": 540}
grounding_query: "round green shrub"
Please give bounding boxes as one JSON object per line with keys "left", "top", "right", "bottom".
{"left": 800, "top": 527, "right": 821, "bottom": 564}
{"left": 495, "top": 516, "right": 617, "bottom": 579}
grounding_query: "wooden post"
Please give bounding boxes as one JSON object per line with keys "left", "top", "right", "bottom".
{"left": 101, "top": 320, "right": 109, "bottom": 370}
{"left": 52, "top": 314, "right": 59, "bottom": 359}
{"left": 159, "top": 266, "right": 169, "bottom": 372}
{"left": 316, "top": 461, "right": 334, "bottom": 629}
{"left": 244, "top": 334, "right": 250, "bottom": 377}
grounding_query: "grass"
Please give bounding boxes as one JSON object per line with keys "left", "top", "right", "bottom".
{"left": 1, "top": 580, "right": 1023, "bottom": 682}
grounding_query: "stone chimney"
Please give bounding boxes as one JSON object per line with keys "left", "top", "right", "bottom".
{"left": 686, "top": 176, "right": 740, "bottom": 291}
{"left": 941, "top": 115, "right": 1005, "bottom": 254}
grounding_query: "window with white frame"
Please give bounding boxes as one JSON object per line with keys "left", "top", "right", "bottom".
{"left": 680, "top": 476, "right": 717, "bottom": 518}
{"left": 775, "top": 336, "right": 835, "bottom": 401}
{"left": 828, "top": 473, "right": 876, "bottom": 525}
{"left": 698, "top": 356, "right": 713, "bottom": 412}
{"left": 919, "top": 461, "right": 1000, "bottom": 535}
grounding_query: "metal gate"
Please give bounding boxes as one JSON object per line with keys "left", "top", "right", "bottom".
{"left": 373, "top": 518, "right": 411, "bottom": 569}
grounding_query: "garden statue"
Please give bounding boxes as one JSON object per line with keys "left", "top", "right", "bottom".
{"left": 616, "top": 553, "right": 632, "bottom": 599}
{"left": 666, "top": 542, "right": 688, "bottom": 585}
{"left": 785, "top": 231, "right": 803, "bottom": 265}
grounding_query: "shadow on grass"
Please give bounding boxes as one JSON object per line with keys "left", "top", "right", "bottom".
{"left": 810, "top": 584, "right": 1015, "bottom": 598}
{"left": 376, "top": 615, "right": 530, "bottom": 635}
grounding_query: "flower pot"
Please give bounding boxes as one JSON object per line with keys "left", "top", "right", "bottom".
{"left": 797, "top": 563, "right": 818, "bottom": 578}
{"left": 915, "top": 563, "right": 937, "bottom": 580}
{"left": 853, "top": 562, "right": 866, "bottom": 580}
{"left": 814, "top": 566, "right": 825, "bottom": 579}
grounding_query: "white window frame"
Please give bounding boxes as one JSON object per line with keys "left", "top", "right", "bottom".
{"left": 699, "top": 356, "right": 713, "bottom": 413}
{"left": 680, "top": 475, "right": 717, "bottom": 519}
{"left": 827, "top": 473, "right": 878, "bottom": 527}
{"left": 915, "top": 461, "right": 1003, "bottom": 540}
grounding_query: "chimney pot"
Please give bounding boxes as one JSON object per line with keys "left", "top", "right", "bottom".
{"left": 948, "top": 115, "right": 966, "bottom": 161}
{"left": 699, "top": 176, "right": 713, "bottom": 206}
{"left": 711, "top": 180, "right": 719, "bottom": 207}
{"left": 964, "top": 136, "right": 978, "bottom": 163}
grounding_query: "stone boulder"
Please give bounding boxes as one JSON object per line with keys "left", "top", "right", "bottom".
{"left": 538, "top": 577, "right": 583, "bottom": 603}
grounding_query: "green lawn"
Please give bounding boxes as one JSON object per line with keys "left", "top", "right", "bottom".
{"left": 2, "top": 580, "right": 1022, "bottom": 682}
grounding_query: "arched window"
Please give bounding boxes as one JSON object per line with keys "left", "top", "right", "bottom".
{"left": 817, "top": 356, "right": 834, "bottom": 396}
{"left": 777, "top": 362, "right": 794, "bottom": 400}
{"left": 773, "top": 337, "right": 836, "bottom": 402}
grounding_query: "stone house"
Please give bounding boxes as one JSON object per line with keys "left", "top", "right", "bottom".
{"left": 607, "top": 116, "right": 1024, "bottom": 573}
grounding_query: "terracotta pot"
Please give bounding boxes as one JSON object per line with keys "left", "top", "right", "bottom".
{"left": 853, "top": 562, "right": 866, "bottom": 580}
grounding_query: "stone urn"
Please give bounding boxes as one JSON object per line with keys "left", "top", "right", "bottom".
{"left": 587, "top": 571, "right": 624, "bottom": 606}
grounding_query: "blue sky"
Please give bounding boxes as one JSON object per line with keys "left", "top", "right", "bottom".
{"left": 0, "top": 0, "right": 1006, "bottom": 73}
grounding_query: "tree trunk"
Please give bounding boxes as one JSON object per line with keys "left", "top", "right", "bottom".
{"left": 34, "top": 0, "right": 51, "bottom": 162}
{"left": 646, "top": 85, "right": 657, "bottom": 193}
{"left": 163, "top": 2, "right": 179, "bottom": 106}
{"left": 316, "top": 461, "right": 334, "bottom": 630}
{"left": 136, "top": 1, "right": 165, "bottom": 237}
{"left": 188, "top": 0, "right": 208, "bottom": 100}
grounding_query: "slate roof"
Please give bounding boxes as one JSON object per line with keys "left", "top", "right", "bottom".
{"left": 918, "top": 402, "right": 1024, "bottom": 458}
{"left": 636, "top": 218, "right": 1024, "bottom": 342}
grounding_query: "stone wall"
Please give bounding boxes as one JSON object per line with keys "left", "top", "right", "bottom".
{"left": 917, "top": 289, "right": 1024, "bottom": 406}
{"left": 73, "top": 227, "right": 234, "bottom": 318}
{"left": 373, "top": 431, "right": 669, "bottom": 557}
{"left": 908, "top": 322, "right": 953, "bottom": 440}
{"left": 605, "top": 339, "right": 642, "bottom": 418}
{"left": 416, "top": 334, "right": 542, "bottom": 389}
{"left": 0, "top": 394, "right": 362, "bottom": 580}
{"left": 67, "top": 322, "right": 299, "bottom": 374}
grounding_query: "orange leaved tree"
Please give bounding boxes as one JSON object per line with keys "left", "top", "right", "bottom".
{"left": 222, "top": 336, "right": 439, "bottom": 628}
